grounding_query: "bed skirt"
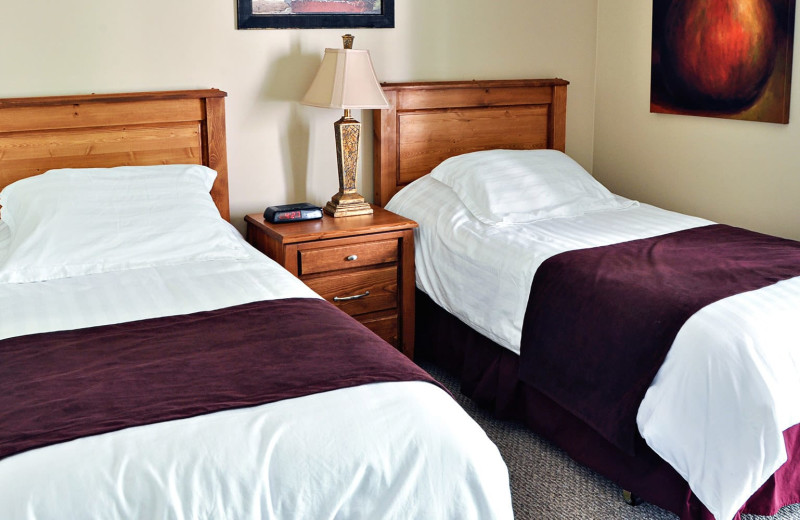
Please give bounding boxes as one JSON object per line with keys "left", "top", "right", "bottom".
{"left": 415, "top": 289, "right": 800, "bottom": 520}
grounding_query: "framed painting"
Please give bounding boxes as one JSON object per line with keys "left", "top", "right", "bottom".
{"left": 651, "top": 0, "right": 795, "bottom": 123}
{"left": 237, "top": 0, "right": 394, "bottom": 29}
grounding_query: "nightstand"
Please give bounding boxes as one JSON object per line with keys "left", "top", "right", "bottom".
{"left": 245, "top": 205, "right": 418, "bottom": 359}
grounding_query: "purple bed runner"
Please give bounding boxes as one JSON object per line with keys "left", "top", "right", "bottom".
{"left": 0, "top": 298, "right": 439, "bottom": 461}
{"left": 518, "top": 224, "right": 800, "bottom": 455}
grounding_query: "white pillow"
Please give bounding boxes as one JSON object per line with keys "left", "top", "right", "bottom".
{"left": 430, "top": 149, "right": 637, "bottom": 225}
{"left": 0, "top": 165, "right": 248, "bottom": 284}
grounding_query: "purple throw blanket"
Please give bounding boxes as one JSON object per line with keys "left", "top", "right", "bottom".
{"left": 0, "top": 298, "right": 440, "bottom": 462}
{"left": 518, "top": 224, "right": 800, "bottom": 455}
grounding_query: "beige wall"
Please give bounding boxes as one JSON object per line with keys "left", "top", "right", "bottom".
{"left": 595, "top": 1, "right": 800, "bottom": 240}
{"left": 0, "top": 0, "right": 598, "bottom": 233}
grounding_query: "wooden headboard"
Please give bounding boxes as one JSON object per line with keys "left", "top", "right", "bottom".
{"left": 373, "top": 78, "right": 569, "bottom": 206}
{"left": 0, "top": 89, "right": 230, "bottom": 220}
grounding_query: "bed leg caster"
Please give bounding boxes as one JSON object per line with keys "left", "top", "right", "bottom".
{"left": 622, "top": 490, "right": 643, "bottom": 506}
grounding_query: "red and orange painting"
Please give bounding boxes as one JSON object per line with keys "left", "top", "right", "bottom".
{"left": 651, "top": 0, "right": 796, "bottom": 123}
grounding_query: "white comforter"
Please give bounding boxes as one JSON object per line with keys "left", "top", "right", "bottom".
{"left": 0, "top": 222, "right": 513, "bottom": 520}
{"left": 386, "top": 175, "right": 800, "bottom": 520}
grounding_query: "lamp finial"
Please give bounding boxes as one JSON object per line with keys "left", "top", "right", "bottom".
{"left": 342, "top": 34, "right": 354, "bottom": 50}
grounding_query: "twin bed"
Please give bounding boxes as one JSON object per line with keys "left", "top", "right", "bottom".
{"left": 374, "top": 79, "right": 800, "bottom": 520}
{"left": 3, "top": 80, "right": 799, "bottom": 520}
{"left": 0, "top": 90, "right": 512, "bottom": 519}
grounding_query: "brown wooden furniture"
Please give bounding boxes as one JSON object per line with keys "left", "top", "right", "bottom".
{"left": 370, "top": 78, "right": 800, "bottom": 519}
{"left": 0, "top": 89, "right": 230, "bottom": 220}
{"left": 245, "top": 206, "right": 418, "bottom": 358}
{"left": 373, "top": 78, "right": 568, "bottom": 206}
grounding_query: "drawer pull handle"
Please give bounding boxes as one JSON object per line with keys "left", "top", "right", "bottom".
{"left": 334, "top": 291, "right": 370, "bottom": 302}
{"left": 346, "top": 254, "right": 358, "bottom": 261}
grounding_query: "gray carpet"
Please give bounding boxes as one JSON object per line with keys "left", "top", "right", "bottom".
{"left": 419, "top": 361, "right": 800, "bottom": 520}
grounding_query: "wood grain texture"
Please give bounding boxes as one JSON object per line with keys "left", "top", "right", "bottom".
{"left": 396, "top": 105, "right": 550, "bottom": 185}
{"left": 304, "top": 265, "right": 398, "bottom": 316}
{"left": 0, "top": 89, "right": 231, "bottom": 221}
{"left": 244, "top": 205, "right": 417, "bottom": 244}
{"left": 0, "top": 99, "right": 204, "bottom": 134}
{"left": 245, "top": 209, "right": 418, "bottom": 358}
{"left": 299, "top": 239, "right": 398, "bottom": 276}
{"left": 360, "top": 312, "right": 399, "bottom": 347}
{"left": 373, "top": 79, "right": 569, "bottom": 206}
{"left": 204, "top": 96, "right": 230, "bottom": 220}
{"left": 398, "top": 228, "right": 415, "bottom": 358}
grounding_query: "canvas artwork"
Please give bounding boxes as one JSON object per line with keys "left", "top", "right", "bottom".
{"left": 238, "top": 0, "right": 392, "bottom": 28}
{"left": 252, "top": 0, "right": 381, "bottom": 14}
{"left": 651, "top": 0, "right": 796, "bottom": 123}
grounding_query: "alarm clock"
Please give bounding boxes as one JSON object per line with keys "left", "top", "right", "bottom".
{"left": 263, "top": 203, "right": 323, "bottom": 223}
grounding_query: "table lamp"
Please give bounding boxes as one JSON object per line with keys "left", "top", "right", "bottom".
{"left": 301, "top": 34, "right": 389, "bottom": 217}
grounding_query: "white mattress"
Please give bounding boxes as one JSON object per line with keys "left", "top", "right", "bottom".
{"left": 0, "top": 226, "right": 513, "bottom": 520}
{"left": 386, "top": 175, "right": 800, "bottom": 520}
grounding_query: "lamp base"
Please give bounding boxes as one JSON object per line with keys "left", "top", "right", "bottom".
{"left": 324, "top": 191, "right": 373, "bottom": 217}
{"left": 325, "top": 111, "right": 373, "bottom": 218}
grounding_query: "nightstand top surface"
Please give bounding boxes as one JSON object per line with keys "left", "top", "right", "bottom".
{"left": 245, "top": 205, "right": 417, "bottom": 244}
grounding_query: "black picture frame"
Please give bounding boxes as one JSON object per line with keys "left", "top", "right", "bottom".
{"left": 237, "top": 0, "right": 394, "bottom": 29}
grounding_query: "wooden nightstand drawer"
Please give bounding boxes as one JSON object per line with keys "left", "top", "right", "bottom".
{"left": 360, "top": 312, "right": 399, "bottom": 347}
{"left": 244, "top": 206, "right": 417, "bottom": 359}
{"left": 304, "top": 266, "right": 398, "bottom": 316}
{"left": 299, "top": 239, "right": 398, "bottom": 276}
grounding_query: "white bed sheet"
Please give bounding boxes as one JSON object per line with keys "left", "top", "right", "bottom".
{"left": 0, "top": 232, "right": 513, "bottom": 520}
{"left": 386, "top": 175, "right": 800, "bottom": 520}
{"left": 0, "top": 219, "right": 9, "bottom": 256}
{"left": 387, "top": 175, "right": 713, "bottom": 354}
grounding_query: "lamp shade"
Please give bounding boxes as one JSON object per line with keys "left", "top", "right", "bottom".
{"left": 301, "top": 48, "right": 389, "bottom": 110}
